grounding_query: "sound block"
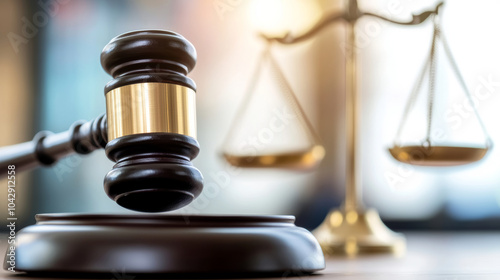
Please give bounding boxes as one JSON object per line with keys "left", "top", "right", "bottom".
{"left": 4, "top": 214, "right": 325, "bottom": 275}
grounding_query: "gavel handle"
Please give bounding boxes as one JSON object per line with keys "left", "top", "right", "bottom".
{"left": 0, "top": 114, "right": 107, "bottom": 176}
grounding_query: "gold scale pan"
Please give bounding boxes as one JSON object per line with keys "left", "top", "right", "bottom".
{"left": 223, "top": 145, "right": 325, "bottom": 170}
{"left": 389, "top": 145, "right": 488, "bottom": 167}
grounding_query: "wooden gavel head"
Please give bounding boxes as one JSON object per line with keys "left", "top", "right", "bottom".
{"left": 100, "top": 30, "right": 203, "bottom": 212}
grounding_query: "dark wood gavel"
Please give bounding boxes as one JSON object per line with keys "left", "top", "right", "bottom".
{"left": 0, "top": 30, "right": 203, "bottom": 213}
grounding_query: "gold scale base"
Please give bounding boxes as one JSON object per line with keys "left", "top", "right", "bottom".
{"left": 313, "top": 208, "right": 406, "bottom": 256}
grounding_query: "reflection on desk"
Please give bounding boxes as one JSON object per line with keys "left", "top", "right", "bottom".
{"left": 1, "top": 232, "right": 500, "bottom": 279}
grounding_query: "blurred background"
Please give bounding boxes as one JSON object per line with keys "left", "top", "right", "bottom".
{"left": 1, "top": 0, "right": 500, "bottom": 231}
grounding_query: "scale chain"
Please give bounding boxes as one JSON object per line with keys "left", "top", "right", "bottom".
{"left": 439, "top": 28, "right": 493, "bottom": 148}
{"left": 267, "top": 44, "right": 323, "bottom": 147}
{"left": 221, "top": 46, "right": 269, "bottom": 149}
{"left": 426, "top": 19, "right": 439, "bottom": 145}
{"left": 395, "top": 54, "right": 430, "bottom": 146}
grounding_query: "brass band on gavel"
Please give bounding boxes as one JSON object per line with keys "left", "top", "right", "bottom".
{"left": 105, "top": 82, "right": 197, "bottom": 141}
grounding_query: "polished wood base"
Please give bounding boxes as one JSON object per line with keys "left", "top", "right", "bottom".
{"left": 5, "top": 214, "right": 324, "bottom": 275}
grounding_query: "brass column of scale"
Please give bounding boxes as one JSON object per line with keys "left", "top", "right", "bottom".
{"left": 223, "top": 0, "right": 491, "bottom": 255}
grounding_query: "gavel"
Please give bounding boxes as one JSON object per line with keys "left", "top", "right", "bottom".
{"left": 0, "top": 30, "right": 203, "bottom": 213}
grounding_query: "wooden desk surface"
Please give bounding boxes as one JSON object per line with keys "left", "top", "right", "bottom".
{"left": 1, "top": 232, "right": 500, "bottom": 279}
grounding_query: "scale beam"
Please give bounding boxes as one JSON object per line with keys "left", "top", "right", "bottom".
{"left": 260, "top": 1, "right": 444, "bottom": 45}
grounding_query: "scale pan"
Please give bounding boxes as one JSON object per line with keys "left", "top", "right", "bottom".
{"left": 389, "top": 145, "right": 488, "bottom": 167}
{"left": 223, "top": 145, "right": 325, "bottom": 170}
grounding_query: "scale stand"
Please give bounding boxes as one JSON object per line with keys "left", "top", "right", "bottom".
{"left": 261, "top": 0, "right": 445, "bottom": 255}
